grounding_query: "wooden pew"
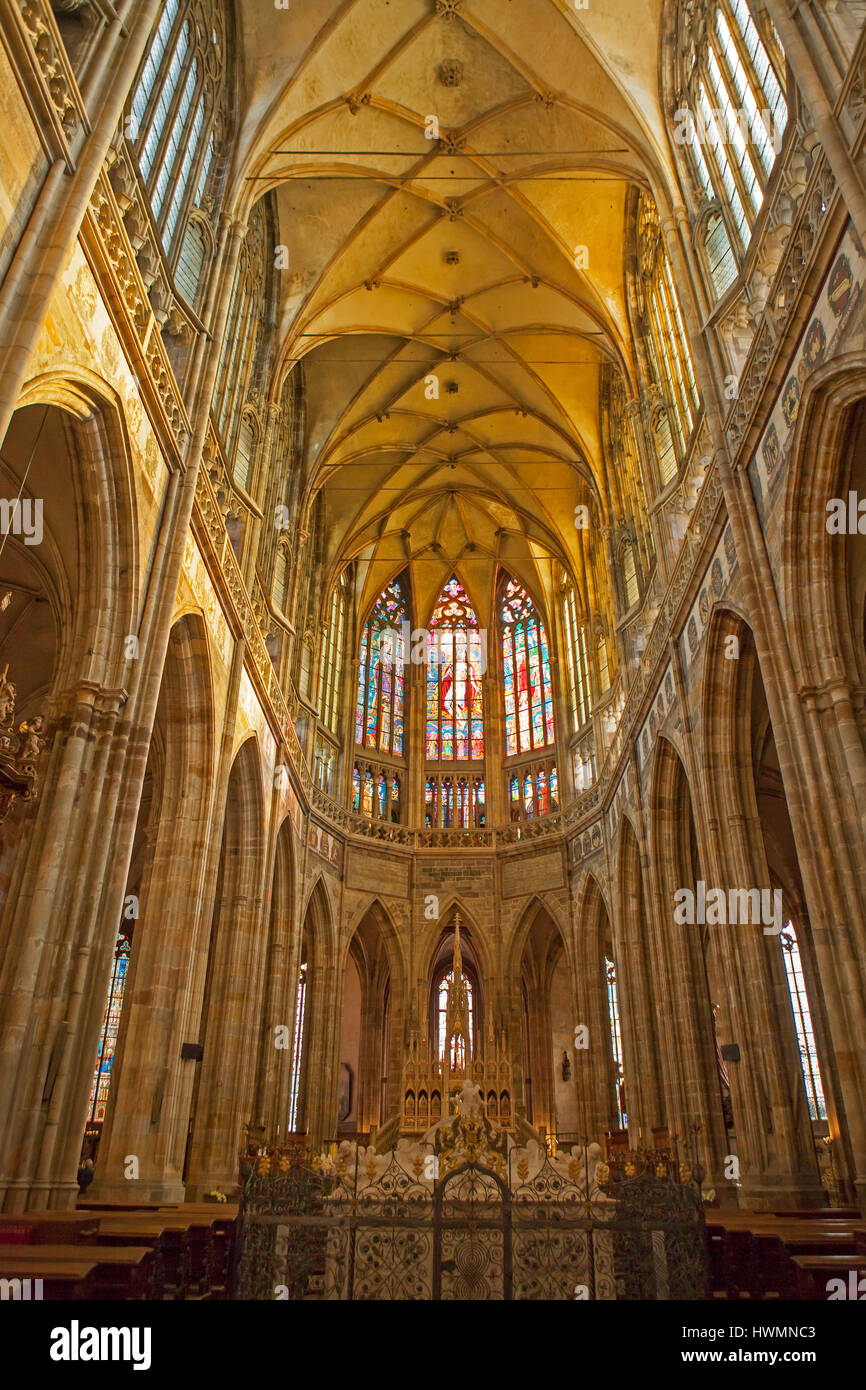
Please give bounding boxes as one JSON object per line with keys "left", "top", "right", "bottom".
{"left": 0, "top": 1212, "right": 100, "bottom": 1245}
{"left": 0, "top": 1245, "right": 153, "bottom": 1300}
{"left": 0, "top": 1255, "right": 99, "bottom": 1301}
{"left": 791, "top": 1253, "right": 866, "bottom": 1300}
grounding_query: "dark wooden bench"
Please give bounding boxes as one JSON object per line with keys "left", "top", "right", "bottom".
{"left": 791, "top": 1253, "right": 866, "bottom": 1300}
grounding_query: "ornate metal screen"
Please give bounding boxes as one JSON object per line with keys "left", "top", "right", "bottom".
{"left": 234, "top": 1149, "right": 709, "bottom": 1301}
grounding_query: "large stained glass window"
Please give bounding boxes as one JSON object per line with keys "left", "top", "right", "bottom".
{"left": 500, "top": 577, "right": 555, "bottom": 754}
{"left": 88, "top": 924, "right": 133, "bottom": 1126}
{"left": 780, "top": 921, "right": 827, "bottom": 1121}
{"left": 355, "top": 576, "right": 407, "bottom": 755}
{"left": 426, "top": 577, "right": 484, "bottom": 761}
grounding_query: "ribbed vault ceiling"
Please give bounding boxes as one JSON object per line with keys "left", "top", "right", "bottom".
{"left": 235, "top": 0, "right": 670, "bottom": 622}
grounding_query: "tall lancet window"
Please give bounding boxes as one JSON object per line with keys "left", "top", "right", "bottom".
{"left": 562, "top": 580, "right": 591, "bottom": 731}
{"left": 355, "top": 576, "right": 407, "bottom": 756}
{"left": 780, "top": 921, "right": 827, "bottom": 1122}
{"left": 605, "top": 955, "right": 627, "bottom": 1130}
{"left": 318, "top": 575, "right": 346, "bottom": 734}
{"left": 87, "top": 923, "right": 133, "bottom": 1129}
{"left": 500, "top": 577, "right": 555, "bottom": 754}
{"left": 426, "top": 576, "right": 484, "bottom": 761}
{"left": 287, "top": 960, "right": 308, "bottom": 1133}
{"left": 638, "top": 192, "right": 700, "bottom": 470}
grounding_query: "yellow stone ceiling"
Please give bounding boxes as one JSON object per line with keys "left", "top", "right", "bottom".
{"left": 233, "top": 0, "right": 671, "bottom": 622}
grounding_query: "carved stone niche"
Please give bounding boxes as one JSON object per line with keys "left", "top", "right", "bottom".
{"left": 438, "top": 60, "right": 463, "bottom": 87}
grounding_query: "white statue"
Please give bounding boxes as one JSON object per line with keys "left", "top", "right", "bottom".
{"left": 456, "top": 1081, "right": 484, "bottom": 1116}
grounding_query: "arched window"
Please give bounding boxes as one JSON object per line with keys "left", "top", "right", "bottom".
{"left": 780, "top": 921, "right": 827, "bottom": 1121}
{"left": 703, "top": 209, "right": 738, "bottom": 299}
{"left": 130, "top": 0, "right": 224, "bottom": 258}
{"left": 234, "top": 415, "right": 256, "bottom": 492}
{"left": 318, "top": 577, "right": 346, "bottom": 735}
{"left": 652, "top": 408, "right": 678, "bottom": 487}
{"left": 426, "top": 576, "right": 484, "bottom": 761}
{"left": 637, "top": 192, "right": 701, "bottom": 476}
{"left": 175, "top": 219, "right": 207, "bottom": 304}
{"left": 500, "top": 576, "right": 555, "bottom": 754}
{"left": 562, "top": 581, "right": 591, "bottom": 731}
{"left": 212, "top": 203, "right": 268, "bottom": 455}
{"left": 355, "top": 575, "right": 407, "bottom": 756}
{"left": 677, "top": 0, "right": 787, "bottom": 283}
{"left": 605, "top": 955, "right": 627, "bottom": 1129}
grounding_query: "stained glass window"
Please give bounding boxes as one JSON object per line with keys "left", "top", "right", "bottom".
{"left": 780, "top": 921, "right": 827, "bottom": 1121}
{"left": 287, "top": 961, "right": 307, "bottom": 1133}
{"left": 88, "top": 925, "right": 133, "bottom": 1125}
{"left": 362, "top": 768, "right": 373, "bottom": 815}
{"left": 426, "top": 577, "right": 484, "bottom": 761}
{"left": 437, "top": 971, "right": 474, "bottom": 1068}
{"left": 605, "top": 955, "right": 627, "bottom": 1129}
{"left": 355, "top": 576, "right": 407, "bottom": 756}
{"left": 500, "top": 577, "right": 555, "bottom": 755}
{"left": 352, "top": 764, "right": 361, "bottom": 811}
{"left": 425, "top": 775, "right": 485, "bottom": 828}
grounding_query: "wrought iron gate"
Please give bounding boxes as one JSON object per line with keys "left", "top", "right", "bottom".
{"left": 233, "top": 1150, "right": 709, "bottom": 1301}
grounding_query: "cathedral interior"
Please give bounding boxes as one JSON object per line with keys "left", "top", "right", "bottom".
{"left": 1, "top": 0, "right": 866, "bottom": 1309}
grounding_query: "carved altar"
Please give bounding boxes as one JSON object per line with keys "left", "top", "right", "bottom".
{"left": 400, "top": 915, "right": 514, "bottom": 1135}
